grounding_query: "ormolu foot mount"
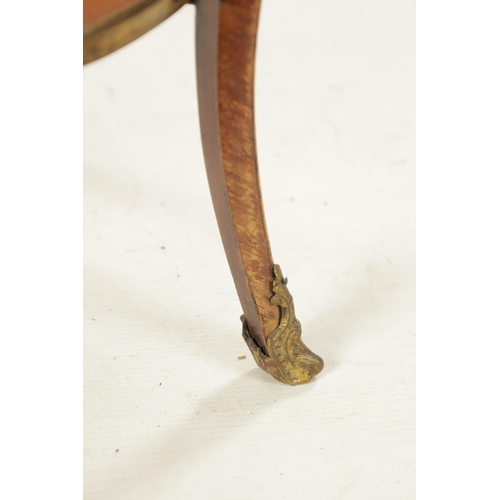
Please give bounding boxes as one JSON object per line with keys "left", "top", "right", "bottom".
{"left": 242, "top": 265, "right": 324, "bottom": 385}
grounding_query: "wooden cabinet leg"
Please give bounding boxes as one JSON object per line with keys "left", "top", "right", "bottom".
{"left": 195, "top": 0, "right": 323, "bottom": 385}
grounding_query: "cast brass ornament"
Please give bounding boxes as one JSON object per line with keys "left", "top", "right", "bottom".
{"left": 241, "top": 264, "right": 324, "bottom": 385}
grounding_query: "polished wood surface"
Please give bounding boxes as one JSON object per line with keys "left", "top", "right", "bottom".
{"left": 83, "top": 0, "right": 190, "bottom": 64}
{"left": 196, "top": 0, "right": 280, "bottom": 352}
{"left": 84, "top": 0, "right": 281, "bottom": 352}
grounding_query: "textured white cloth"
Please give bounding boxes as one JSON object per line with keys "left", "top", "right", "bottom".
{"left": 84, "top": 1, "right": 415, "bottom": 498}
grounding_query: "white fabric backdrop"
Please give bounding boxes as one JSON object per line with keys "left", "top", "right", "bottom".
{"left": 84, "top": 0, "right": 415, "bottom": 497}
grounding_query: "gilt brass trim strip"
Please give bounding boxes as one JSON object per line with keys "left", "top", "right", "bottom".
{"left": 83, "top": 0, "right": 191, "bottom": 65}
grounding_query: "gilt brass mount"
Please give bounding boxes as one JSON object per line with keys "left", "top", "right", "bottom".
{"left": 241, "top": 264, "right": 324, "bottom": 385}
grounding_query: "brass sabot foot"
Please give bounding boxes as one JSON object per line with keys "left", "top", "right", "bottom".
{"left": 241, "top": 264, "right": 324, "bottom": 385}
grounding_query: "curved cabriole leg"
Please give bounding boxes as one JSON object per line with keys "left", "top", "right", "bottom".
{"left": 195, "top": 0, "right": 323, "bottom": 385}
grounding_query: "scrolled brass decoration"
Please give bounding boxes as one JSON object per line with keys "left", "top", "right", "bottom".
{"left": 241, "top": 264, "right": 324, "bottom": 385}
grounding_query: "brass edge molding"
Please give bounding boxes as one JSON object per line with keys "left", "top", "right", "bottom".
{"left": 83, "top": 0, "right": 191, "bottom": 65}
{"left": 242, "top": 264, "right": 324, "bottom": 385}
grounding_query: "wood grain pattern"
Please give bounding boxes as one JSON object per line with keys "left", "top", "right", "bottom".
{"left": 84, "top": 0, "right": 281, "bottom": 353}
{"left": 196, "top": 0, "right": 280, "bottom": 352}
